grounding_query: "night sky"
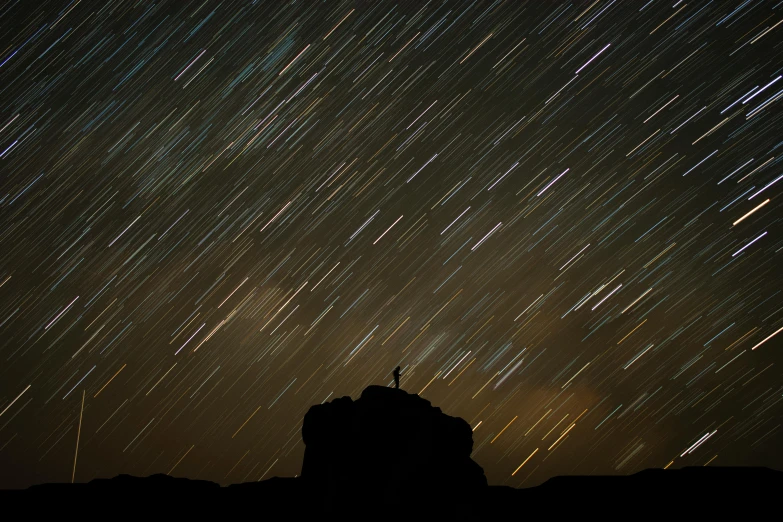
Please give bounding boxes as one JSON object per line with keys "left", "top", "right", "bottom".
{"left": 1, "top": 0, "right": 783, "bottom": 490}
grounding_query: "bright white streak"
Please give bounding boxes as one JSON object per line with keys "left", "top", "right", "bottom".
{"left": 278, "top": 45, "right": 310, "bottom": 75}
{"left": 259, "top": 201, "right": 292, "bottom": 233}
{"left": 537, "top": 168, "right": 570, "bottom": 196}
{"left": 742, "top": 75, "right": 782, "bottom": 104}
{"left": 45, "top": 296, "right": 79, "bottom": 330}
{"left": 347, "top": 209, "right": 380, "bottom": 243}
{"left": 560, "top": 244, "right": 590, "bottom": 270}
{"left": 443, "top": 351, "right": 472, "bottom": 379}
{"left": 311, "top": 263, "right": 339, "bottom": 292}
{"left": 748, "top": 173, "right": 783, "bottom": 200}
{"left": 175, "top": 323, "right": 206, "bottom": 355}
{"left": 406, "top": 154, "right": 438, "bottom": 183}
{"left": 174, "top": 49, "right": 206, "bottom": 81}
{"left": 471, "top": 222, "right": 502, "bottom": 251}
{"left": 108, "top": 215, "right": 141, "bottom": 247}
{"left": 373, "top": 215, "right": 403, "bottom": 244}
{"left": 751, "top": 325, "right": 783, "bottom": 351}
{"left": 621, "top": 288, "right": 652, "bottom": 314}
{"left": 0, "top": 385, "right": 31, "bottom": 418}
{"left": 574, "top": 43, "right": 611, "bottom": 74}
{"left": 591, "top": 284, "right": 622, "bottom": 311}
{"left": 681, "top": 431, "right": 713, "bottom": 457}
{"left": 441, "top": 207, "right": 470, "bottom": 235}
{"left": 623, "top": 344, "right": 654, "bottom": 369}
{"left": 488, "top": 162, "right": 519, "bottom": 191}
{"left": 731, "top": 231, "right": 766, "bottom": 257}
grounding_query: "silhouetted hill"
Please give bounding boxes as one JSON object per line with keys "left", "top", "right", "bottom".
{"left": 5, "top": 466, "right": 781, "bottom": 519}
{"left": 2, "top": 386, "right": 781, "bottom": 519}
{"left": 484, "top": 466, "right": 783, "bottom": 517}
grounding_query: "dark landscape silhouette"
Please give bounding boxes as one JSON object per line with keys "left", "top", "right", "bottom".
{"left": 2, "top": 385, "right": 780, "bottom": 519}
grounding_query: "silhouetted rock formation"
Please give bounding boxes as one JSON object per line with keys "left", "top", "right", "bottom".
{"left": 2, "top": 387, "right": 782, "bottom": 519}
{"left": 301, "top": 385, "right": 487, "bottom": 513}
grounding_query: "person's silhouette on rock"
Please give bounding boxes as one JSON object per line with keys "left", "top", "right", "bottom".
{"left": 393, "top": 366, "right": 401, "bottom": 389}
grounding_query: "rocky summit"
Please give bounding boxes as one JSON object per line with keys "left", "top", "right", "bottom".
{"left": 301, "top": 385, "right": 487, "bottom": 513}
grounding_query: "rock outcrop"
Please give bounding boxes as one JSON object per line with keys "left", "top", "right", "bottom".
{"left": 4, "top": 386, "right": 782, "bottom": 519}
{"left": 301, "top": 385, "right": 487, "bottom": 512}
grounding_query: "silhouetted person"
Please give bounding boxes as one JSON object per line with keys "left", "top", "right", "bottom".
{"left": 392, "top": 366, "right": 401, "bottom": 389}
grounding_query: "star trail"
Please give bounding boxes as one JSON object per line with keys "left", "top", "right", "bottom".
{"left": 1, "top": 0, "right": 782, "bottom": 490}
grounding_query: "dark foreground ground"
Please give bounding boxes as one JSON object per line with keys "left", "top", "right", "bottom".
{"left": 1, "top": 466, "right": 780, "bottom": 520}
